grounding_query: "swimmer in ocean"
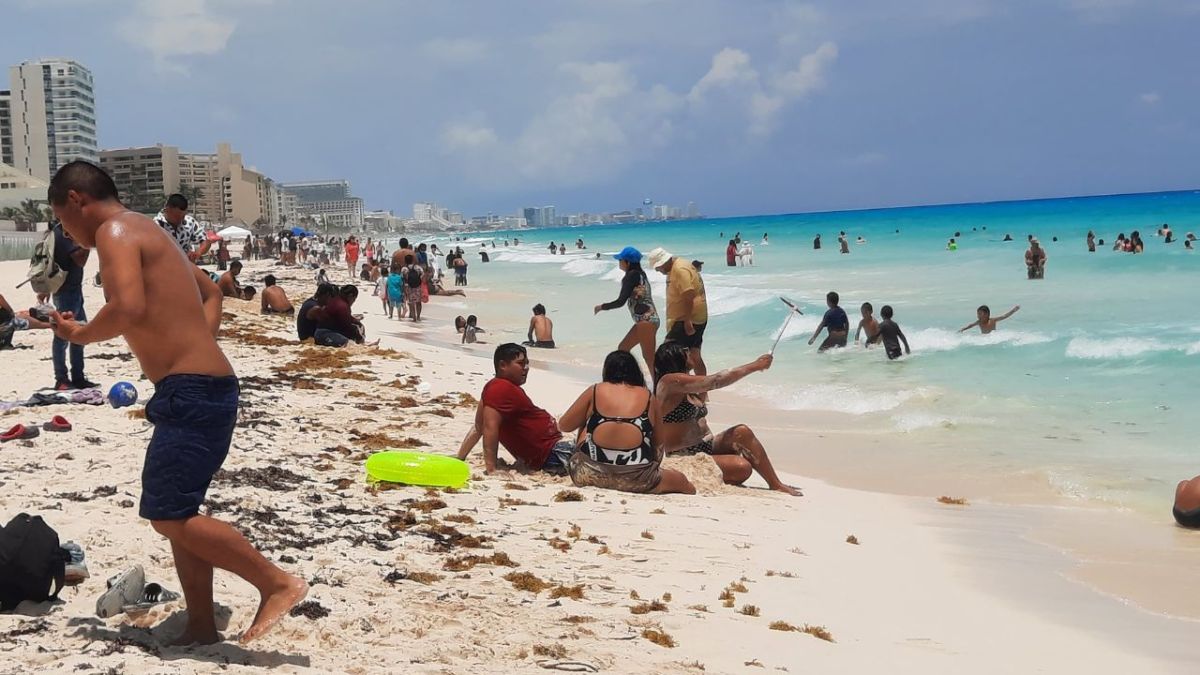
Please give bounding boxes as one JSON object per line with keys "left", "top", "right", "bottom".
{"left": 854, "top": 302, "right": 880, "bottom": 346}
{"left": 959, "top": 305, "right": 1020, "bottom": 334}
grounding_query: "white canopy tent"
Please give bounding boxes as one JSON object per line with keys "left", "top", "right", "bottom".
{"left": 216, "top": 225, "right": 252, "bottom": 240}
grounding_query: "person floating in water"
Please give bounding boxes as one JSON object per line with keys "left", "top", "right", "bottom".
{"left": 854, "top": 302, "right": 880, "bottom": 346}
{"left": 1003, "top": 234, "right": 1013, "bottom": 241}
{"left": 808, "top": 291, "right": 849, "bottom": 351}
{"left": 959, "top": 305, "right": 1020, "bottom": 334}
{"left": 877, "top": 305, "right": 911, "bottom": 360}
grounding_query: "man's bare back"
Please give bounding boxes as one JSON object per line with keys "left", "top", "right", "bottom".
{"left": 531, "top": 315, "right": 554, "bottom": 341}
{"left": 262, "top": 286, "right": 293, "bottom": 313}
{"left": 63, "top": 211, "right": 232, "bottom": 383}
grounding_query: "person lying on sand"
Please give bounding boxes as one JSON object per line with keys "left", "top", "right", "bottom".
{"left": 46, "top": 161, "right": 306, "bottom": 646}
{"left": 959, "top": 304, "right": 1020, "bottom": 334}
{"left": 456, "top": 343, "right": 575, "bottom": 475}
{"left": 557, "top": 350, "right": 694, "bottom": 495}
{"left": 1174, "top": 476, "right": 1200, "bottom": 528}
{"left": 260, "top": 275, "right": 294, "bottom": 315}
{"left": 523, "top": 303, "right": 555, "bottom": 348}
{"left": 653, "top": 342, "right": 801, "bottom": 496}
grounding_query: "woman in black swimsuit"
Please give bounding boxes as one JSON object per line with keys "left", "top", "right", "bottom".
{"left": 558, "top": 351, "right": 694, "bottom": 495}
{"left": 653, "top": 343, "right": 801, "bottom": 496}
{"left": 559, "top": 352, "right": 694, "bottom": 494}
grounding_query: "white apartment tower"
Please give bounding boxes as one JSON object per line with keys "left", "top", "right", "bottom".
{"left": 7, "top": 59, "right": 97, "bottom": 181}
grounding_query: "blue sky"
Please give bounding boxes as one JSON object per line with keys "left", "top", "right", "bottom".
{"left": 3, "top": 0, "right": 1198, "bottom": 217}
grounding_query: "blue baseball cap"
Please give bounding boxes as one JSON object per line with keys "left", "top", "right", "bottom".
{"left": 613, "top": 246, "right": 642, "bottom": 263}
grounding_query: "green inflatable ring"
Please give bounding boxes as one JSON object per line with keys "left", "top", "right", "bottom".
{"left": 365, "top": 450, "right": 470, "bottom": 488}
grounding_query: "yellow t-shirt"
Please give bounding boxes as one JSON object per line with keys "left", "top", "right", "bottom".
{"left": 665, "top": 261, "right": 708, "bottom": 326}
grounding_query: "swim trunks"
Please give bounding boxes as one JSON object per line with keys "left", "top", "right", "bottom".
{"left": 522, "top": 340, "right": 556, "bottom": 349}
{"left": 819, "top": 334, "right": 847, "bottom": 351}
{"left": 539, "top": 440, "right": 575, "bottom": 476}
{"left": 665, "top": 321, "right": 707, "bottom": 349}
{"left": 140, "top": 374, "right": 239, "bottom": 521}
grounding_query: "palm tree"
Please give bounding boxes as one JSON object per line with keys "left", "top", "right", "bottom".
{"left": 19, "top": 199, "right": 46, "bottom": 232}
{"left": 177, "top": 183, "right": 204, "bottom": 206}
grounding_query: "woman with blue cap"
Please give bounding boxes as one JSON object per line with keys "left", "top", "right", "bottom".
{"left": 594, "top": 246, "right": 660, "bottom": 377}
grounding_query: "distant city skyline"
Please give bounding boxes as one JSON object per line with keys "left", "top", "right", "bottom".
{"left": 1, "top": 2, "right": 1197, "bottom": 219}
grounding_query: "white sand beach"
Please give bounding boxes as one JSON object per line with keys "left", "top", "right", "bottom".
{"left": 0, "top": 257, "right": 1196, "bottom": 674}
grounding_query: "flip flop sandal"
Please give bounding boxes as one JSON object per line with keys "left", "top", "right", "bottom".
{"left": 42, "top": 416, "right": 72, "bottom": 432}
{"left": 96, "top": 565, "right": 145, "bottom": 618}
{"left": 1, "top": 424, "right": 39, "bottom": 442}
{"left": 122, "top": 582, "right": 181, "bottom": 616}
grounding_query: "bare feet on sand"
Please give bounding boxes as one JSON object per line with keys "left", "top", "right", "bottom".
{"left": 239, "top": 577, "right": 308, "bottom": 644}
{"left": 773, "top": 484, "right": 804, "bottom": 497}
{"left": 168, "top": 628, "right": 221, "bottom": 647}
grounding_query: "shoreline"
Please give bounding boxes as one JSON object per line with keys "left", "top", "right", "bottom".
{"left": 395, "top": 254, "right": 1200, "bottom": 623}
{"left": 0, "top": 257, "right": 1195, "bottom": 673}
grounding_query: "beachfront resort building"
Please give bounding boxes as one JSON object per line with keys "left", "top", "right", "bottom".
{"left": 0, "top": 161, "right": 49, "bottom": 210}
{"left": 2, "top": 59, "right": 98, "bottom": 182}
{"left": 100, "top": 142, "right": 287, "bottom": 227}
{"left": 281, "top": 180, "right": 365, "bottom": 231}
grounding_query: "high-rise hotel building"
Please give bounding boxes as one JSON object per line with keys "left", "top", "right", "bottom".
{"left": 2, "top": 59, "right": 97, "bottom": 181}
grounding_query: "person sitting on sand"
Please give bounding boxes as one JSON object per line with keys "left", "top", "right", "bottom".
{"left": 260, "top": 275, "right": 293, "bottom": 315}
{"left": 653, "top": 342, "right": 801, "bottom": 495}
{"left": 959, "top": 304, "right": 1020, "bottom": 334}
{"left": 808, "top": 291, "right": 849, "bottom": 352}
{"left": 297, "top": 283, "right": 336, "bottom": 341}
{"left": 524, "top": 304, "right": 555, "bottom": 348}
{"left": 557, "top": 350, "right": 695, "bottom": 495}
{"left": 1174, "top": 476, "right": 1200, "bottom": 528}
{"left": 218, "top": 260, "right": 244, "bottom": 298}
{"left": 47, "top": 160, "right": 306, "bottom": 645}
{"left": 315, "top": 285, "right": 365, "bottom": 347}
{"left": 854, "top": 301, "right": 880, "bottom": 346}
{"left": 456, "top": 343, "right": 576, "bottom": 474}
{"left": 217, "top": 261, "right": 255, "bottom": 301}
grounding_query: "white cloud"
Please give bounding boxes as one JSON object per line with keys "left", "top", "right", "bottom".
{"left": 420, "top": 38, "right": 490, "bottom": 65}
{"left": 441, "top": 123, "right": 498, "bottom": 150}
{"left": 688, "top": 48, "right": 759, "bottom": 102}
{"left": 441, "top": 40, "right": 837, "bottom": 186}
{"left": 1139, "top": 91, "right": 1161, "bottom": 105}
{"left": 117, "top": 0, "right": 251, "bottom": 73}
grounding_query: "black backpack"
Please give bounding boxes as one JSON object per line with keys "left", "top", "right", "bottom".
{"left": 406, "top": 266, "right": 423, "bottom": 288}
{"left": 0, "top": 514, "right": 69, "bottom": 611}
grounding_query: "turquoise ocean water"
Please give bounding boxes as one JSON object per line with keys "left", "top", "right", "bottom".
{"left": 429, "top": 190, "right": 1200, "bottom": 512}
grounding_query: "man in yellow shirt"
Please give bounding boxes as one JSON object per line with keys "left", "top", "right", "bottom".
{"left": 646, "top": 247, "right": 708, "bottom": 375}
